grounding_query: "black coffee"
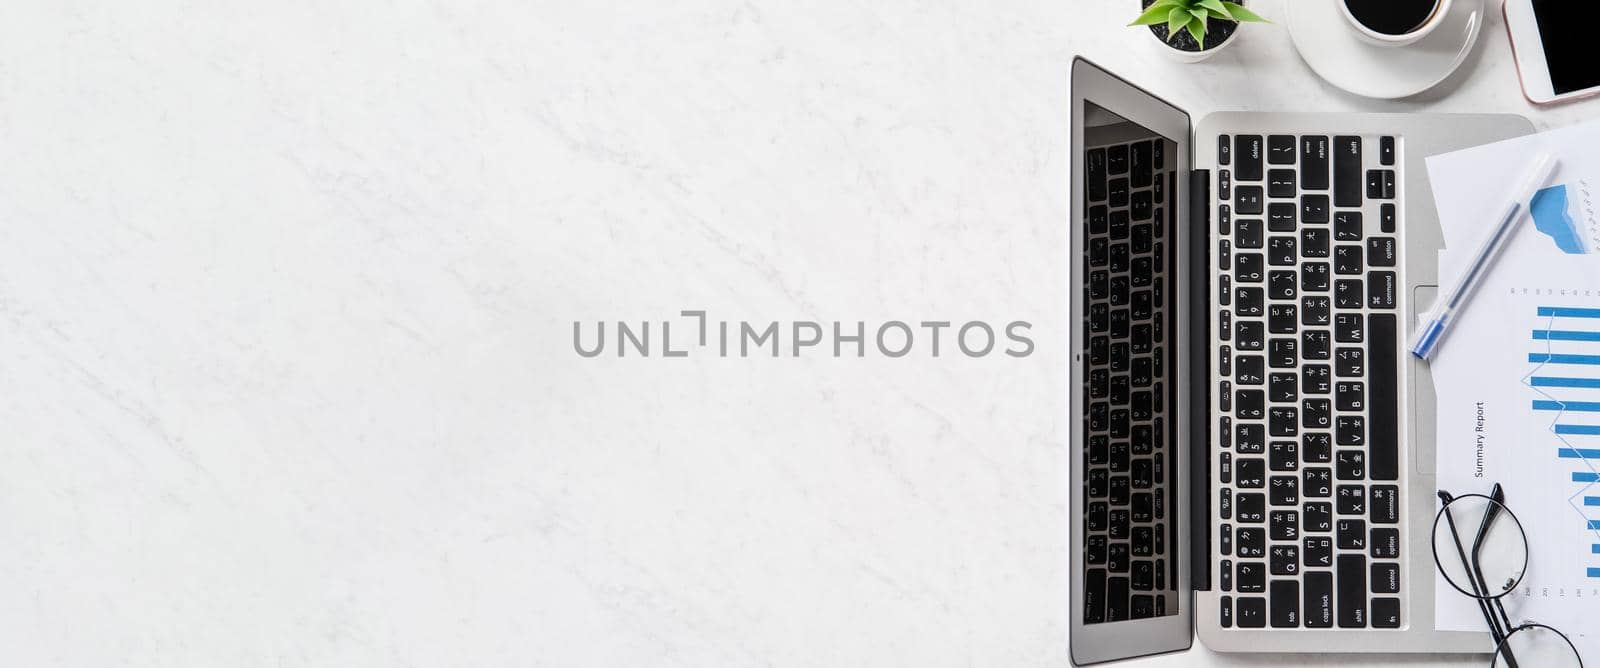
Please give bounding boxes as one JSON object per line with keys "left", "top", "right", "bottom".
{"left": 1344, "top": 0, "right": 1440, "bottom": 35}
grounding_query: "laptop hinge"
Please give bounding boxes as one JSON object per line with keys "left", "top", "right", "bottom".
{"left": 1188, "top": 167, "right": 1212, "bottom": 591}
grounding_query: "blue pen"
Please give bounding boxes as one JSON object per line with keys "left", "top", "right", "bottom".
{"left": 1411, "top": 152, "right": 1559, "bottom": 360}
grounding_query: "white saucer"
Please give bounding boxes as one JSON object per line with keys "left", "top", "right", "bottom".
{"left": 1286, "top": 0, "right": 1484, "bottom": 99}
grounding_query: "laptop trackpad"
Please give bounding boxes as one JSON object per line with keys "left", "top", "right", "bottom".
{"left": 1412, "top": 285, "right": 1438, "bottom": 477}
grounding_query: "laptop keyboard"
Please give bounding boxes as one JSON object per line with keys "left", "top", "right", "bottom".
{"left": 1081, "top": 137, "right": 1181, "bottom": 623}
{"left": 1214, "top": 134, "right": 1405, "bottom": 630}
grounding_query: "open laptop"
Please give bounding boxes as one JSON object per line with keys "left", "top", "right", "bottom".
{"left": 1067, "top": 58, "right": 1536, "bottom": 664}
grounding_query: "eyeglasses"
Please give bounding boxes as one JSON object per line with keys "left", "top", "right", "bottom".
{"left": 1432, "top": 483, "right": 1584, "bottom": 667}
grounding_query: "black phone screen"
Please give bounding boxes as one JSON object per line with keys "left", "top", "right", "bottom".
{"left": 1532, "top": 0, "right": 1600, "bottom": 95}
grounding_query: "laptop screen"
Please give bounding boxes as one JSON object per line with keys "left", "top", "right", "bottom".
{"left": 1080, "top": 101, "right": 1182, "bottom": 623}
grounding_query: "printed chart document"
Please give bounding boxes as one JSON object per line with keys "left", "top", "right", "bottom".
{"left": 1427, "top": 121, "right": 1600, "bottom": 654}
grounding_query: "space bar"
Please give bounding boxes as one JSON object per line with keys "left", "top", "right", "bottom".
{"left": 1369, "top": 314, "right": 1398, "bottom": 480}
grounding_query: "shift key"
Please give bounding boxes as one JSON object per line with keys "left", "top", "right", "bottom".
{"left": 1335, "top": 136, "right": 1362, "bottom": 207}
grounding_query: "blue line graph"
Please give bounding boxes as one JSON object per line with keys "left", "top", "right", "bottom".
{"left": 1525, "top": 306, "right": 1600, "bottom": 580}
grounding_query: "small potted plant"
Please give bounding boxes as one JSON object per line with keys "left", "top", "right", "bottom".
{"left": 1130, "top": 0, "right": 1268, "bottom": 63}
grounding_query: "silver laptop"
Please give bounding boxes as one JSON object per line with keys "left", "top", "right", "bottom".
{"left": 1067, "top": 58, "right": 1535, "bottom": 664}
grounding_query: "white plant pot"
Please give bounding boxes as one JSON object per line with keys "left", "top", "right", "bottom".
{"left": 1151, "top": 22, "right": 1241, "bottom": 63}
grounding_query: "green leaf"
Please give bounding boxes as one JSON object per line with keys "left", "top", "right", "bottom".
{"left": 1187, "top": 15, "right": 1206, "bottom": 44}
{"left": 1197, "top": 0, "right": 1232, "bottom": 19}
{"left": 1129, "top": 1, "right": 1181, "bottom": 26}
{"left": 1220, "top": 1, "right": 1269, "bottom": 23}
{"left": 1166, "top": 7, "right": 1192, "bottom": 41}
{"left": 1190, "top": 8, "right": 1209, "bottom": 24}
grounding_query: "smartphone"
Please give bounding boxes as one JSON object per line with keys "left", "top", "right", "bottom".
{"left": 1505, "top": 0, "right": 1600, "bottom": 105}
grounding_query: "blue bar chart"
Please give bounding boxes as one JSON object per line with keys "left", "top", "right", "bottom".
{"left": 1527, "top": 305, "right": 1600, "bottom": 579}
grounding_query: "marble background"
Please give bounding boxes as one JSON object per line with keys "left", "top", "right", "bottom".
{"left": 4, "top": 0, "right": 1597, "bottom": 665}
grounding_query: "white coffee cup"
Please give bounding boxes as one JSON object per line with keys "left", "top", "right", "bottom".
{"left": 1340, "top": 0, "right": 1453, "bottom": 47}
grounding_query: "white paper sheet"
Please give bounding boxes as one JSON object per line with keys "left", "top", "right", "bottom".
{"left": 1426, "top": 121, "right": 1600, "bottom": 656}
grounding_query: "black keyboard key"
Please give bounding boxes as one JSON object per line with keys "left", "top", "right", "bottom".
{"left": 1304, "top": 329, "right": 1331, "bottom": 362}
{"left": 1236, "top": 217, "right": 1263, "bottom": 248}
{"left": 1379, "top": 136, "right": 1395, "bottom": 166}
{"left": 1237, "top": 423, "right": 1264, "bottom": 454}
{"left": 1107, "top": 576, "right": 1130, "bottom": 622}
{"left": 1237, "top": 561, "right": 1265, "bottom": 592}
{"left": 1270, "top": 509, "right": 1299, "bottom": 541}
{"left": 1304, "top": 536, "right": 1333, "bottom": 569}
{"left": 1381, "top": 203, "right": 1396, "bottom": 233}
{"left": 1220, "top": 595, "right": 1233, "bottom": 628}
{"left": 1109, "top": 177, "right": 1128, "bottom": 207}
{"left": 1236, "top": 186, "right": 1264, "bottom": 215}
{"left": 1109, "top": 543, "right": 1129, "bottom": 572}
{"left": 1109, "top": 509, "right": 1130, "bottom": 539}
{"left": 1302, "top": 296, "right": 1330, "bottom": 326}
{"left": 1334, "top": 211, "right": 1362, "bottom": 241}
{"left": 1336, "top": 381, "right": 1364, "bottom": 411}
{"left": 1269, "top": 475, "right": 1299, "bottom": 506}
{"left": 1334, "top": 280, "right": 1362, "bottom": 309}
{"left": 1337, "top": 554, "right": 1367, "bottom": 627}
{"left": 1369, "top": 314, "right": 1399, "bottom": 480}
{"left": 1221, "top": 558, "right": 1233, "bottom": 591}
{"left": 1221, "top": 522, "right": 1233, "bottom": 555}
{"left": 1108, "top": 145, "right": 1128, "bottom": 174}
{"left": 1370, "top": 485, "right": 1399, "bottom": 524}
{"left": 1303, "top": 468, "right": 1332, "bottom": 498}
{"left": 1237, "top": 288, "right": 1264, "bottom": 317}
{"left": 1089, "top": 205, "right": 1108, "bottom": 234}
{"left": 1238, "top": 461, "right": 1266, "bottom": 491}
{"left": 1218, "top": 204, "right": 1231, "bottom": 233}
{"left": 1372, "top": 597, "right": 1400, "bottom": 628}
{"left": 1270, "top": 440, "right": 1298, "bottom": 471}
{"left": 1237, "top": 596, "right": 1267, "bottom": 628}
{"left": 1367, "top": 237, "right": 1395, "bottom": 267}
{"left": 1302, "top": 364, "right": 1331, "bottom": 395}
{"left": 1336, "top": 347, "right": 1364, "bottom": 378}
{"left": 1302, "top": 397, "right": 1331, "bottom": 430}
{"left": 1302, "top": 262, "right": 1330, "bottom": 292}
{"left": 1370, "top": 527, "right": 1400, "bottom": 559}
{"left": 1367, "top": 170, "right": 1385, "bottom": 200}
{"left": 1302, "top": 228, "right": 1330, "bottom": 258}
{"left": 1334, "top": 313, "right": 1364, "bottom": 342}
{"left": 1218, "top": 239, "right": 1232, "bottom": 271}
{"left": 1368, "top": 271, "right": 1396, "bottom": 309}
{"left": 1271, "top": 580, "right": 1300, "bottom": 627}
{"left": 1269, "top": 372, "right": 1298, "bottom": 402}
{"left": 1087, "top": 149, "right": 1107, "bottom": 201}
{"left": 1087, "top": 535, "right": 1108, "bottom": 565}
{"left": 1305, "top": 501, "right": 1333, "bottom": 532}
{"left": 1336, "top": 415, "right": 1365, "bottom": 446}
{"left": 1237, "top": 135, "right": 1264, "bottom": 181}
{"left": 1268, "top": 135, "right": 1296, "bottom": 164}
{"left": 1269, "top": 407, "right": 1297, "bottom": 437}
{"left": 1371, "top": 562, "right": 1400, "bottom": 594}
{"left": 1301, "top": 136, "right": 1330, "bottom": 190}
{"left": 1268, "top": 202, "right": 1297, "bottom": 230}
{"left": 1131, "top": 140, "right": 1153, "bottom": 188}
{"left": 1131, "top": 594, "right": 1155, "bottom": 619}
{"left": 1220, "top": 169, "right": 1232, "bottom": 200}
{"left": 1153, "top": 140, "right": 1165, "bottom": 170}
{"left": 1236, "top": 252, "right": 1264, "bottom": 283}
{"left": 1219, "top": 135, "right": 1232, "bottom": 165}
{"left": 1132, "top": 559, "right": 1154, "bottom": 590}
{"left": 1301, "top": 194, "right": 1329, "bottom": 224}
{"left": 1084, "top": 568, "right": 1106, "bottom": 622}
{"left": 1337, "top": 451, "right": 1366, "bottom": 480}
{"left": 1235, "top": 321, "right": 1260, "bottom": 351}
{"left": 1334, "top": 136, "right": 1362, "bottom": 207}
{"left": 1337, "top": 519, "right": 1366, "bottom": 550}
{"left": 1305, "top": 571, "right": 1333, "bottom": 628}
{"left": 1269, "top": 338, "right": 1297, "bottom": 368}
{"left": 1334, "top": 245, "right": 1363, "bottom": 274}
{"left": 1238, "top": 389, "right": 1265, "bottom": 420}
{"left": 1268, "top": 236, "right": 1296, "bottom": 266}
{"left": 1269, "top": 305, "right": 1296, "bottom": 334}
{"left": 1237, "top": 354, "right": 1265, "bottom": 384}
{"left": 1269, "top": 171, "right": 1297, "bottom": 199}
{"left": 1269, "top": 270, "right": 1297, "bottom": 300}
{"left": 1238, "top": 499, "right": 1265, "bottom": 533}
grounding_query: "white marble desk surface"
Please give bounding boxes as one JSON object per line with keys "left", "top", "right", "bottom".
{"left": 4, "top": 0, "right": 1595, "bottom": 665}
